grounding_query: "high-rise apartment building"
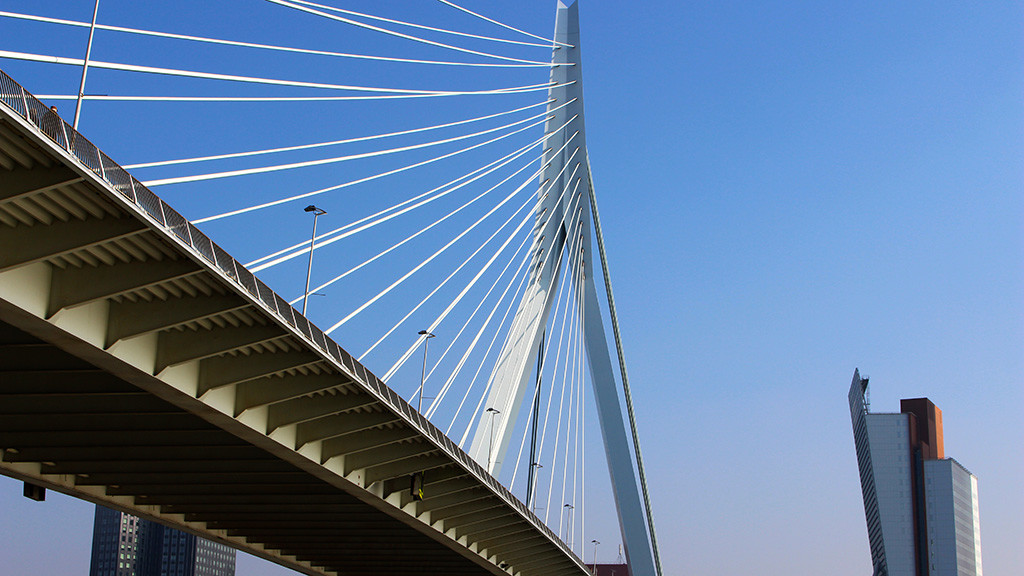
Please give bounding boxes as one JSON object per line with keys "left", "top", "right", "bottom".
{"left": 88, "top": 505, "right": 236, "bottom": 576}
{"left": 848, "top": 369, "right": 983, "bottom": 576}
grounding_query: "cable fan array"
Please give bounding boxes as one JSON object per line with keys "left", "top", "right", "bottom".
{"left": 0, "top": 0, "right": 610, "bottom": 556}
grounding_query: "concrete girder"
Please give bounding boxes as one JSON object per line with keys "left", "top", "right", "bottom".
{"left": 432, "top": 502, "right": 508, "bottom": 526}
{"left": 510, "top": 553, "right": 574, "bottom": 574}
{"left": 174, "top": 503, "right": 369, "bottom": 517}
{"left": 0, "top": 343, "right": 92, "bottom": 370}
{"left": 156, "top": 324, "right": 286, "bottom": 371}
{"left": 266, "top": 391, "right": 379, "bottom": 432}
{"left": 188, "top": 513, "right": 396, "bottom": 526}
{"left": 0, "top": 444, "right": 263, "bottom": 463}
{"left": 270, "top": 537, "right": 452, "bottom": 547}
{"left": 319, "top": 426, "right": 419, "bottom": 462}
{"left": 362, "top": 452, "right": 451, "bottom": 485}
{"left": 417, "top": 487, "right": 495, "bottom": 515}
{"left": 0, "top": 429, "right": 236, "bottom": 448}
{"left": 235, "top": 372, "right": 354, "bottom": 415}
{"left": 107, "top": 484, "right": 330, "bottom": 498}
{"left": 58, "top": 472, "right": 312, "bottom": 487}
{"left": 382, "top": 465, "right": 471, "bottom": 507}
{"left": 0, "top": 215, "right": 145, "bottom": 271}
{"left": 473, "top": 527, "right": 539, "bottom": 554}
{"left": 484, "top": 539, "right": 553, "bottom": 563}
{"left": 417, "top": 476, "right": 481, "bottom": 500}
{"left": 452, "top": 512, "right": 520, "bottom": 540}
{"left": 225, "top": 527, "right": 430, "bottom": 539}
{"left": 106, "top": 293, "right": 250, "bottom": 345}
{"left": 522, "top": 563, "right": 578, "bottom": 576}
{"left": 294, "top": 410, "right": 400, "bottom": 448}
{"left": 414, "top": 464, "right": 469, "bottom": 487}
{"left": 0, "top": 391, "right": 167, "bottom": 413}
{"left": 209, "top": 519, "right": 413, "bottom": 531}
{"left": 343, "top": 440, "right": 437, "bottom": 473}
{"left": 0, "top": 164, "right": 83, "bottom": 203}
{"left": 0, "top": 412, "right": 205, "bottom": 431}
{"left": 141, "top": 497, "right": 358, "bottom": 510}
{"left": 0, "top": 369, "right": 145, "bottom": 394}
{"left": 43, "top": 458, "right": 290, "bottom": 474}
{"left": 198, "top": 350, "right": 324, "bottom": 395}
{"left": 47, "top": 257, "right": 201, "bottom": 317}
{"left": 158, "top": 514, "right": 349, "bottom": 526}
{"left": 530, "top": 558, "right": 588, "bottom": 576}
{"left": 293, "top": 557, "right": 476, "bottom": 570}
{"left": 469, "top": 523, "right": 537, "bottom": 548}
{"left": 274, "top": 547, "right": 458, "bottom": 561}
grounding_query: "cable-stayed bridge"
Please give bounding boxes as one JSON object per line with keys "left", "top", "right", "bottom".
{"left": 0, "top": 2, "right": 660, "bottom": 575}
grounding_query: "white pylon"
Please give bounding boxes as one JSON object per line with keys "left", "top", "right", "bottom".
{"left": 467, "top": 3, "right": 659, "bottom": 576}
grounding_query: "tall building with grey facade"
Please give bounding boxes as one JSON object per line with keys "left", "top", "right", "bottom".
{"left": 88, "top": 505, "right": 236, "bottom": 576}
{"left": 848, "top": 369, "right": 983, "bottom": 576}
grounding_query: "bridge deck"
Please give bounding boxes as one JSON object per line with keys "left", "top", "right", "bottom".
{"left": 0, "top": 69, "right": 587, "bottom": 576}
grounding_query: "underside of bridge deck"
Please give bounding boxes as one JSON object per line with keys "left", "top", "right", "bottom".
{"left": 0, "top": 320, "right": 486, "bottom": 576}
{"left": 0, "top": 70, "right": 588, "bottom": 576}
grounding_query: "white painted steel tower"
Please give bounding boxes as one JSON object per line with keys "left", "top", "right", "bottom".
{"left": 466, "top": 3, "right": 662, "bottom": 575}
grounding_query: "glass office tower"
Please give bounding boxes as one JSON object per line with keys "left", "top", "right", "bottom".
{"left": 88, "top": 505, "right": 236, "bottom": 576}
{"left": 848, "top": 370, "right": 982, "bottom": 576}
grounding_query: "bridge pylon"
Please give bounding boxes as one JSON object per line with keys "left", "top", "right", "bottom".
{"left": 467, "top": 3, "right": 661, "bottom": 575}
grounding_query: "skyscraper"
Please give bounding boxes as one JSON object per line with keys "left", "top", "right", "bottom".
{"left": 88, "top": 505, "right": 236, "bottom": 576}
{"left": 848, "top": 369, "right": 983, "bottom": 576}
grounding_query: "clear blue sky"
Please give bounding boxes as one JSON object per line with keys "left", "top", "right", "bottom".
{"left": 1, "top": 1, "right": 1021, "bottom": 575}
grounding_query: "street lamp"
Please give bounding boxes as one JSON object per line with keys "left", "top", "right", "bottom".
{"left": 486, "top": 407, "right": 501, "bottom": 471}
{"left": 417, "top": 330, "right": 435, "bottom": 413}
{"left": 591, "top": 540, "right": 600, "bottom": 574}
{"left": 528, "top": 462, "right": 543, "bottom": 511}
{"left": 562, "top": 504, "right": 574, "bottom": 543}
{"left": 302, "top": 205, "right": 327, "bottom": 316}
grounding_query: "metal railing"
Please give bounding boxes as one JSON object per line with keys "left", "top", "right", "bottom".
{"left": 0, "top": 68, "right": 578, "bottom": 564}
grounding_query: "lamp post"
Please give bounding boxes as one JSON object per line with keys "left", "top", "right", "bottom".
{"left": 417, "top": 330, "right": 435, "bottom": 413}
{"left": 528, "top": 462, "right": 543, "bottom": 511}
{"left": 591, "top": 540, "right": 600, "bottom": 574}
{"left": 562, "top": 504, "right": 574, "bottom": 543}
{"left": 486, "top": 407, "right": 501, "bottom": 471}
{"left": 73, "top": 0, "right": 101, "bottom": 130}
{"left": 302, "top": 205, "right": 326, "bottom": 316}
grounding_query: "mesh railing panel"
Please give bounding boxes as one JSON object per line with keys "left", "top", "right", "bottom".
{"left": 292, "top": 313, "right": 313, "bottom": 341}
{"left": 25, "top": 98, "right": 67, "bottom": 149}
{"left": 326, "top": 338, "right": 343, "bottom": 365}
{"left": 274, "top": 296, "right": 295, "bottom": 327}
{"left": 133, "top": 185, "right": 165, "bottom": 224}
{"left": 0, "top": 72, "right": 26, "bottom": 116}
{"left": 340, "top": 347, "right": 357, "bottom": 375}
{"left": 100, "top": 152, "right": 136, "bottom": 198}
{"left": 71, "top": 135, "right": 104, "bottom": 177}
{"left": 163, "top": 204, "right": 192, "bottom": 244}
{"left": 254, "top": 279, "right": 278, "bottom": 314}
{"left": 188, "top": 221, "right": 216, "bottom": 263}
{"left": 211, "top": 243, "right": 238, "bottom": 280}
{"left": 236, "top": 266, "right": 258, "bottom": 297}
{"left": 309, "top": 324, "right": 328, "bottom": 352}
